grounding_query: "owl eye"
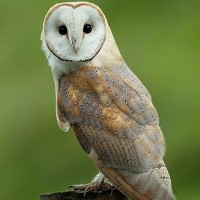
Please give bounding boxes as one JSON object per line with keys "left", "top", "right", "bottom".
{"left": 58, "top": 25, "right": 67, "bottom": 35}
{"left": 83, "top": 24, "right": 92, "bottom": 33}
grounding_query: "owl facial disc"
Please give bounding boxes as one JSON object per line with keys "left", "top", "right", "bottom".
{"left": 43, "top": 3, "right": 106, "bottom": 62}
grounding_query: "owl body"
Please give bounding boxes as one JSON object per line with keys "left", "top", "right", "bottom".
{"left": 41, "top": 2, "right": 175, "bottom": 199}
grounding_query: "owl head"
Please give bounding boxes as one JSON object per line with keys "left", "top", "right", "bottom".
{"left": 41, "top": 2, "right": 109, "bottom": 62}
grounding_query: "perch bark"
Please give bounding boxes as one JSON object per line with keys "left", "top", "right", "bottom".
{"left": 40, "top": 190, "right": 128, "bottom": 200}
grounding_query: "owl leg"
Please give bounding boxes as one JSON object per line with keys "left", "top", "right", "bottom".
{"left": 68, "top": 172, "right": 112, "bottom": 194}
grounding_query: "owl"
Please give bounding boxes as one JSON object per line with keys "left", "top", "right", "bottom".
{"left": 41, "top": 2, "right": 175, "bottom": 200}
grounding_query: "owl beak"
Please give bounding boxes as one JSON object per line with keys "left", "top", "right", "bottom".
{"left": 69, "top": 37, "right": 79, "bottom": 53}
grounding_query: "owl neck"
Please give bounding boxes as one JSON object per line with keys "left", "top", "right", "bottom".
{"left": 50, "top": 59, "right": 84, "bottom": 91}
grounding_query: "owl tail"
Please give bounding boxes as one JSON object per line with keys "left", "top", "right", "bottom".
{"left": 90, "top": 149, "right": 176, "bottom": 200}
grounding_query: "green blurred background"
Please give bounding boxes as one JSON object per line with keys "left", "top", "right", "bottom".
{"left": 1, "top": 0, "right": 200, "bottom": 199}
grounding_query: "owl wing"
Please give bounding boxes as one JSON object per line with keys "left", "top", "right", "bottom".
{"left": 56, "top": 61, "right": 174, "bottom": 199}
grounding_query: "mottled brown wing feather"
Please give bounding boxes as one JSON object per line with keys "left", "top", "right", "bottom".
{"left": 57, "top": 62, "right": 164, "bottom": 168}
{"left": 56, "top": 61, "right": 174, "bottom": 199}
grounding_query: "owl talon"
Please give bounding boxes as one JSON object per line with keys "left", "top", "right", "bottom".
{"left": 109, "top": 185, "right": 116, "bottom": 198}
{"left": 68, "top": 182, "right": 112, "bottom": 194}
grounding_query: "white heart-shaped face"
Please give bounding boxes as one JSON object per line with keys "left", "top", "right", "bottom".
{"left": 43, "top": 2, "right": 106, "bottom": 62}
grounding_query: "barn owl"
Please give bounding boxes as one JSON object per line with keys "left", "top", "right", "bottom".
{"left": 41, "top": 2, "right": 175, "bottom": 200}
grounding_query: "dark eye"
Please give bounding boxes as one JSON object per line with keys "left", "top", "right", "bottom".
{"left": 83, "top": 24, "right": 92, "bottom": 33}
{"left": 58, "top": 25, "right": 67, "bottom": 35}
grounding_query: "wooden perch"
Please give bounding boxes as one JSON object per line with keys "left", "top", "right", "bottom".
{"left": 40, "top": 189, "right": 128, "bottom": 200}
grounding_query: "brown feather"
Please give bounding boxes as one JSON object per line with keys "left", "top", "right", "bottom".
{"left": 56, "top": 62, "right": 174, "bottom": 199}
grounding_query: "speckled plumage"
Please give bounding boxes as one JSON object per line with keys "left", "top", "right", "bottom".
{"left": 56, "top": 62, "right": 174, "bottom": 199}
{"left": 41, "top": 2, "right": 175, "bottom": 199}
